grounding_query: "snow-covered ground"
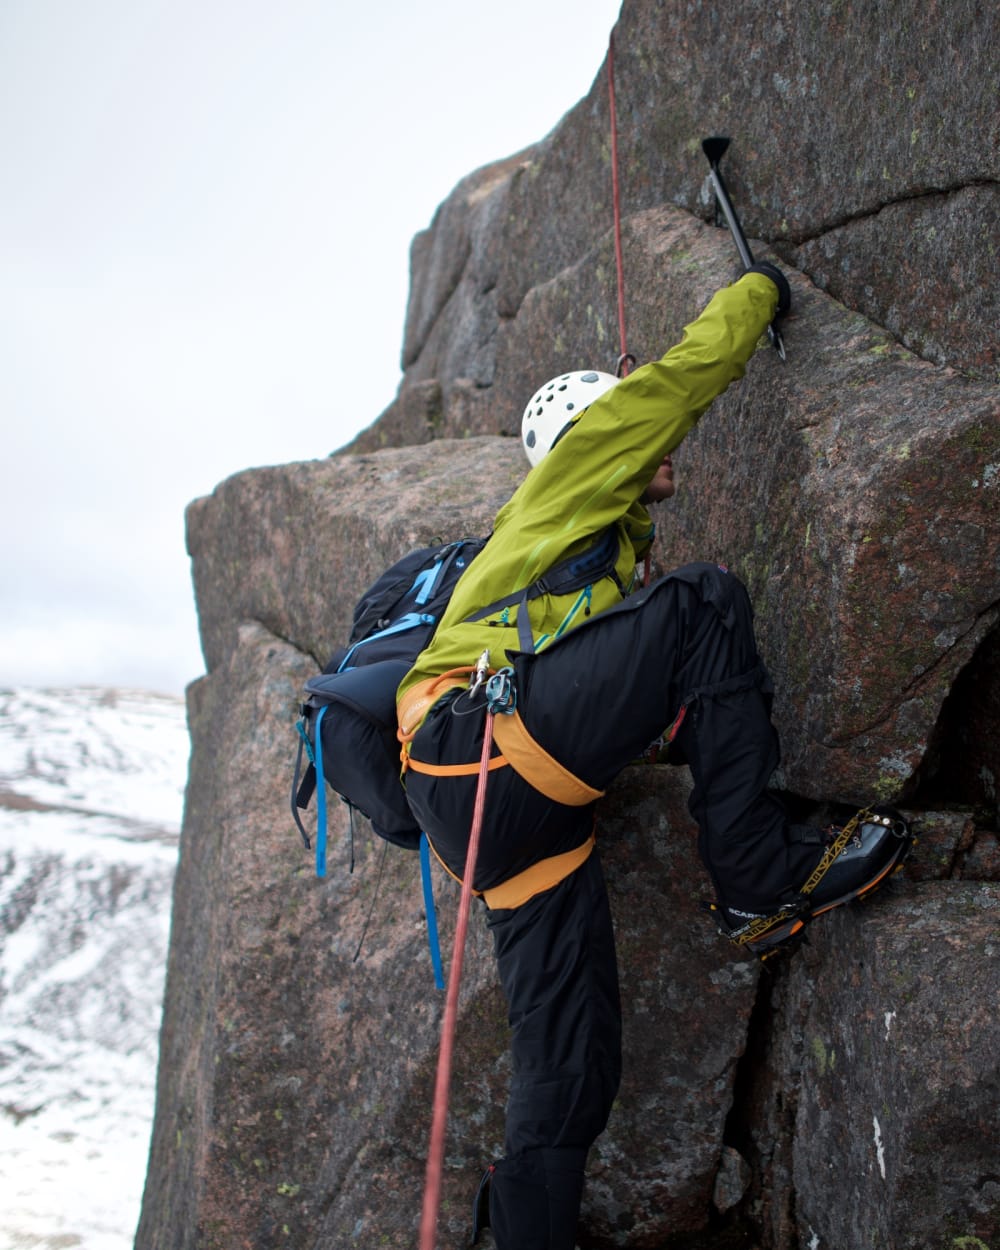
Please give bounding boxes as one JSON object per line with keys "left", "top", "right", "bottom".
{"left": 0, "top": 687, "right": 188, "bottom": 1250}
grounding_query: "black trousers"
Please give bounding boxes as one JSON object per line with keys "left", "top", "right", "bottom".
{"left": 484, "top": 851, "right": 620, "bottom": 1250}
{"left": 404, "top": 564, "right": 818, "bottom": 1249}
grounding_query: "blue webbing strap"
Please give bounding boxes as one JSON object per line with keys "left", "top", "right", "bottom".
{"left": 314, "top": 705, "right": 329, "bottom": 878}
{"left": 420, "top": 832, "right": 445, "bottom": 990}
{"left": 412, "top": 556, "right": 445, "bottom": 605}
{"left": 314, "top": 707, "right": 442, "bottom": 986}
{"left": 337, "top": 612, "right": 435, "bottom": 672}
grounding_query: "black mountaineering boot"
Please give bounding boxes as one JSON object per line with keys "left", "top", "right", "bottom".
{"left": 804, "top": 806, "right": 913, "bottom": 914}
{"left": 708, "top": 806, "right": 914, "bottom": 959}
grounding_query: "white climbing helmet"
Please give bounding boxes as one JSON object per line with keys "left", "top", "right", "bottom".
{"left": 521, "top": 369, "right": 619, "bottom": 467}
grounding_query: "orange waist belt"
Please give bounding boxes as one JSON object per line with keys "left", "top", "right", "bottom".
{"left": 397, "top": 669, "right": 604, "bottom": 909}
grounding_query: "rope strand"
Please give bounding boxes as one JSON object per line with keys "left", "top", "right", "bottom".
{"left": 418, "top": 708, "right": 495, "bottom": 1250}
{"left": 608, "top": 32, "right": 630, "bottom": 376}
{"left": 418, "top": 32, "right": 637, "bottom": 1242}
{"left": 610, "top": 29, "right": 652, "bottom": 592}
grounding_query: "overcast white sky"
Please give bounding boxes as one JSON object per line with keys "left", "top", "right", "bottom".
{"left": 0, "top": 0, "right": 622, "bottom": 696}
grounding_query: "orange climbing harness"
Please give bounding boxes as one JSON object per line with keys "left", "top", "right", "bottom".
{"left": 399, "top": 669, "right": 603, "bottom": 808}
{"left": 399, "top": 667, "right": 601, "bottom": 911}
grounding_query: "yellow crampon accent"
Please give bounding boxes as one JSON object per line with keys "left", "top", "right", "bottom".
{"left": 796, "top": 806, "right": 874, "bottom": 897}
{"left": 724, "top": 908, "right": 807, "bottom": 953}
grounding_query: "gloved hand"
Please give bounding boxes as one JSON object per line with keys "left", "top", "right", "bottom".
{"left": 745, "top": 262, "right": 791, "bottom": 317}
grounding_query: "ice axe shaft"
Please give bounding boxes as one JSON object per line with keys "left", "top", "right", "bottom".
{"left": 701, "top": 136, "right": 786, "bottom": 360}
{"left": 702, "top": 136, "right": 755, "bottom": 266}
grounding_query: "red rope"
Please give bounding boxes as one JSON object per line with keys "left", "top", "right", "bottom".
{"left": 418, "top": 708, "right": 495, "bottom": 1250}
{"left": 419, "top": 37, "right": 634, "bottom": 1243}
{"left": 610, "top": 29, "right": 653, "bottom": 595}
{"left": 608, "top": 32, "right": 630, "bottom": 377}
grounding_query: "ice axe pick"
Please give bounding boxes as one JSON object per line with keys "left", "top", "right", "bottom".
{"left": 701, "top": 135, "right": 786, "bottom": 361}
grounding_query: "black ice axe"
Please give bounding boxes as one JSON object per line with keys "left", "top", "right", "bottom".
{"left": 701, "top": 135, "right": 786, "bottom": 361}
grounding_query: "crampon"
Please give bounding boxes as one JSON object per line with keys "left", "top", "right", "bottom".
{"left": 706, "top": 806, "right": 916, "bottom": 961}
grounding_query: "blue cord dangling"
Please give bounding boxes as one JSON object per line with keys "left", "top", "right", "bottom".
{"left": 420, "top": 833, "right": 445, "bottom": 990}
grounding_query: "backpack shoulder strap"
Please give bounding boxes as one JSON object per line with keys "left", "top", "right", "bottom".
{"left": 464, "top": 525, "right": 625, "bottom": 645}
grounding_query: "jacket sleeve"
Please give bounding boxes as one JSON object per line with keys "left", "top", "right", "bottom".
{"left": 401, "top": 271, "right": 780, "bottom": 693}
{"left": 494, "top": 272, "right": 778, "bottom": 586}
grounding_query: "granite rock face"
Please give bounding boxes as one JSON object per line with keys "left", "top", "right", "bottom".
{"left": 352, "top": 0, "right": 997, "bottom": 459}
{"left": 746, "top": 887, "right": 1000, "bottom": 1250}
{"left": 140, "top": 1, "right": 999, "bottom": 1247}
{"left": 138, "top": 442, "right": 997, "bottom": 1250}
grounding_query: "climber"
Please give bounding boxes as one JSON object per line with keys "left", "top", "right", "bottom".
{"left": 395, "top": 265, "right": 912, "bottom": 1250}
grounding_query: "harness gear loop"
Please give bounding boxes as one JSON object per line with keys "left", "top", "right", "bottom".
{"left": 418, "top": 702, "right": 496, "bottom": 1250}
{"left": 397, "top": 666, "right": 479, "bottom": 756}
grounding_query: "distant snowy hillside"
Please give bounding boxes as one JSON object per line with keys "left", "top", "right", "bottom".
{"left": 0, "top": 687, "right": 188, "bottom": 1250}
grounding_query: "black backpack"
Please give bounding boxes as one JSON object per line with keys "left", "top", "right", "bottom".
{"left": 292, "top": 524, "right": 627, "bottom": 874}
{"left": 291, "top": 538, "right": 488, "bottom": 870}
{"left": 291, "top": 527, "right": 626, "bottom": 988}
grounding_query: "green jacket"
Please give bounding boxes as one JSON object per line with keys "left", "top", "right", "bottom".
{"left": 398, "top": 272, "right": 779, "bottom": 710}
